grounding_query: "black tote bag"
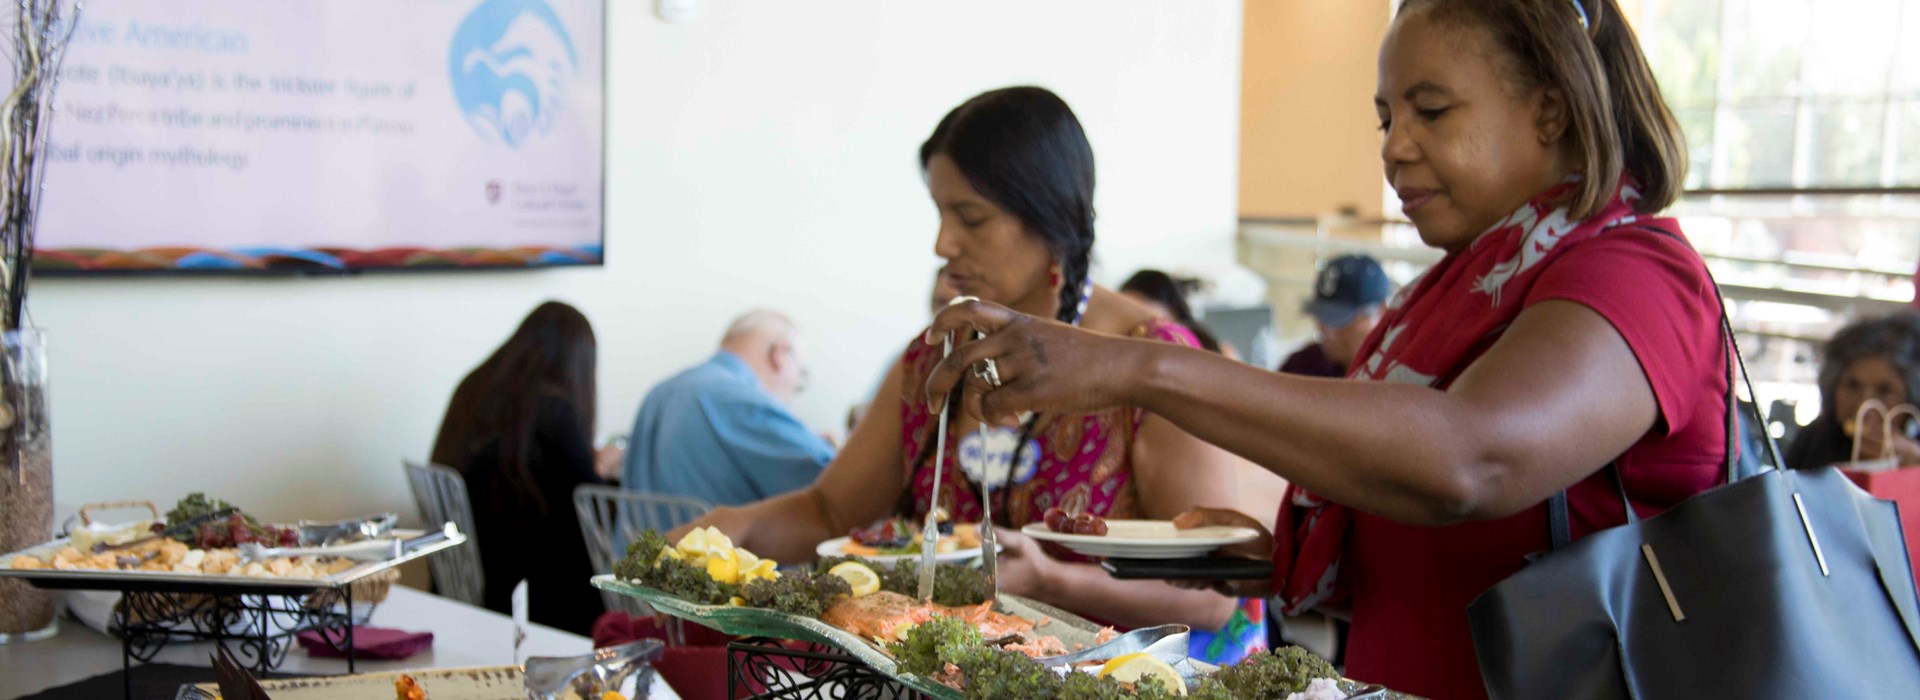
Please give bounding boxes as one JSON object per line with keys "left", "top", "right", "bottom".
{"left": 1469, "top": 466, "right": 1920, "bottom": 697}
{"left": 1467, "top": 271, "right": 1920, "bottom": 697}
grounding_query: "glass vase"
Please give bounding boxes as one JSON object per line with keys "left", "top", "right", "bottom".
{"left": 0, "top": 329, "right": 55, "bottom": 643}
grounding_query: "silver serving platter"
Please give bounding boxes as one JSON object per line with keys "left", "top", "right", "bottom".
{"left": 172, "top": 664, "right": 644, "bottom": 700}
{"left": 592, "top": 574, "right": 1407, "bottom": 699}
{"left": 0, "top": 524, "right": 467, "bottom": 592}
{"left": 592, "top": 574, "right": 1125, "bottom": 700}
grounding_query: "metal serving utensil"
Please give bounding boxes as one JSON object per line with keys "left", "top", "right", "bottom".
{"left": 524, "top": 638, "right": 665, "bottom": 699}
{"left": 93, "top": 507, "right": 236, "bottom": 553}
{"left": 976, "top": 426, "right": 999, "bottom": 604}
{"left": 918, "top": 328, "right": 955, "bottom": 603}
{"left": 1030, "top": 623, "right": 1191, "bottom": 669}
{"left": 295, "top": 512, "right": 397, "bottom": 546}
{"left": 971, "top": 330, "right": 1004, "bottom": 604}
{"left": 238, "top": 523, "right": 454, "bottom": 564}
{"left": 1346, "top": 684, "right": 1390, "bottom": 699}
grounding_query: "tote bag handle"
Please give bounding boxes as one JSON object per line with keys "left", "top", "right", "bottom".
{"left": 1848, "top": 399, "right": 1920, "bottom": 470}
{"left": 1548, "top": 225, "right": 1783, "bottom": 550}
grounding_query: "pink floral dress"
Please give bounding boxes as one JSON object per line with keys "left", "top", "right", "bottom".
{"left": 897, "top": 319, "right": 1200, "bottom": 534}
{"left": 895, "top": 318, "right": 1268, "bottom": 664}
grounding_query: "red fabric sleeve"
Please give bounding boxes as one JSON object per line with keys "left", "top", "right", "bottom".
{"left": 1520, "top": 223, "right": 1725, "bottom": 439}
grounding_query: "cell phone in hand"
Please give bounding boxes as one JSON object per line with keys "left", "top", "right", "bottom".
{"left": 1101, "top": 557, "right": 1271, "bottom": 581}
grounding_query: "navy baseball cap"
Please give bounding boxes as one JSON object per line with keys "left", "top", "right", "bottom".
{"left": 1305, "top": 254, "right": 1392, "bottom": 328}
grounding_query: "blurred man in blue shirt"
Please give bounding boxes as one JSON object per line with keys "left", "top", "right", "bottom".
{"left": 622, "top": 310, "right": 835, "bottom": 507}
{"left": 1278, "top": 254, "right": 1392, "bottom": 378}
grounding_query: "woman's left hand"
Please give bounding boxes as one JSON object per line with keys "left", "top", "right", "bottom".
{"left": 989, "top": 526, "right": 1056, "bottom": 598}
{"left": 1167, "top": 508, "right": 1275, "bottom": 599}
{"left": 923, "top": 298, "right": 1146, "bottom": 425}
{"left": 594, "top": 444, "right": 625, "bottom": 481}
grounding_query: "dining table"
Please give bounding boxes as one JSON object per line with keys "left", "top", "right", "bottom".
{"left": 0, "top": 584, "right": 683, "bottom": 699}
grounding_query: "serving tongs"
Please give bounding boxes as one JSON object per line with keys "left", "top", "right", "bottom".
{"left": 238, "top": 522, "right": 457, "bottom": 564}
{"left": 524, "top": 638, "right": 665, "bottom": 700}
{"left": 294, "top": 512, "right": 397, "bottom": 546}
{"left": 918, "top": 328, "right": 956, "bottom": 603}
{"left": 974, "top": 334, "right": 1000, "bottom": 604}
{"left": 1031, "top": 623, "right": 1190, "bottom": 669}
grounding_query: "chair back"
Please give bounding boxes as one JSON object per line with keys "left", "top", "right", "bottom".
{"left": 572, "top": 484, "right": 712, "bottom": 615}
{"left": 403, "top": 460, "right": 485, "bottom": 607}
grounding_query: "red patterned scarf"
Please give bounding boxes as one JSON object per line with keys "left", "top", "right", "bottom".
{"left": 1272, "top": 175, "right": 1660, "bottom": 613}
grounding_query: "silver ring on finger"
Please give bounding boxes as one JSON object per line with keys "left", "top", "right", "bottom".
{"left": 981, "top": 357, "right": 1005, "bottom": 388}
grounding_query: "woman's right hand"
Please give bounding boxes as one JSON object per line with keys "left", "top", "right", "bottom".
{"left": 1169, "top": 507, "right": 1275, "bottom": 599}
{"left": 667, "top": 506, "right": 754, "bottom": 547}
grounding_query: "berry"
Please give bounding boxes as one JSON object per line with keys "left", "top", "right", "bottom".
{"left": 1043, "top": 507, "right": 1069, "bottom": 532}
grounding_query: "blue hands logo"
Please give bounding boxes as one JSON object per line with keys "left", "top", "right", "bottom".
{"left": 449, "top": 0, "right": 579, "bottom": 148}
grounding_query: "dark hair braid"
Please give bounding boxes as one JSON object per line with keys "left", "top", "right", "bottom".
{"left": 903, "top": 86, "right": 1099, "bottom": 524}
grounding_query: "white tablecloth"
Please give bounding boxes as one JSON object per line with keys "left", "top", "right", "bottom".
{"left": 0, "top": 584, "right": 681, "bottom": 699}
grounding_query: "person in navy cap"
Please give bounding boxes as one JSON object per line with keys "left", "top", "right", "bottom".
{"left": 1278, "top": 254, "right": 1393, "bottom": 378}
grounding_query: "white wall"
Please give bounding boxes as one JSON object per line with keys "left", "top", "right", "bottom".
{"left": 34, "top": 0, "right": 1244, "bottom": 523}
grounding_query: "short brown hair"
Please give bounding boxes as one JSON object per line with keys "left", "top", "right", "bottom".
{"left": 1401, "top": 0, "right": 1687, "bottom": 219}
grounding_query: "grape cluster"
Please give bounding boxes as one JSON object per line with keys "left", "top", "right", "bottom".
{"left": 157, "top": 493, "right": 299, "bottom": 549}
{"left": 1042, "top": 507, "right": 1108, "bottom": 536}
{"left": 188, "top": 513, "right": 298, "bottom": 549}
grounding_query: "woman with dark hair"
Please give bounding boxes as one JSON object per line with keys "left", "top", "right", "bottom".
{"left": 1119, "top": 270, "right": 1225, "bottom": 354}
{"left": 431, "top": 301, "right": 616, "bottom": 635}
{"left": 676, "top": 87, "right": 1257, "bottom": 643}
{"left": 926, "top": 1, "right": 1727, "bottom": 696}
{"left": 1786, "top": 311, "right": 1920, "bottom": 470}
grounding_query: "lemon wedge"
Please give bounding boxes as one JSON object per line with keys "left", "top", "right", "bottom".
{"left": 827, "top": 561, "right": 882, "bottom": 597}
{"left": 677, "top": 526, "right": 733, "bottom": 556}
{"left": 655, "top": 546, "right": 684, "bottom": 566}
{"left": 1098, "top": 653, "right": 1187, "bottom": 696}
{"left": 743, "top": 559, "right": 780, "bottom": 583}
{"left": 706, "top": 547, "right": 740, "bottom": 584}
{"left": 676, "top": 528, "right": 711, "bottom": 557}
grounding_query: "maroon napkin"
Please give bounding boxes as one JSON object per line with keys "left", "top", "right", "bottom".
{"left": 295, "top": 626, "right": 433, "bottom": 660}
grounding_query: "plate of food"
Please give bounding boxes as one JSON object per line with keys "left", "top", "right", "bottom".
{"left": 1020, "top": 510, "right": 1261, "bottom": 560}
{"left": 596, "top": 527, "right": 1390, "bottom": 700}
{"left": 0, "top": 493, "right": 461, "bottom": 590}
{"left": 814, "top": 517, "right": 998, "bottom": 566}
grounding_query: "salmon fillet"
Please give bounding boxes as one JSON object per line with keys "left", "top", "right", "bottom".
{"left": 821, "top": 591, "right": 1043, "bottom": 647}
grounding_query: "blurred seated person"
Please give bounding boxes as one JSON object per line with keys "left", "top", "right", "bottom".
{"left": 430, "top": 301, "right": 618, "bottom": 636}
{"left": 623, "top": 309, "right": 835, "bottom": 507}
{"left": 1120, "top": 270, "right": 1233, "bottom": 358}
{"left": 1786, "top": 310, "right": 1920, "bottom": 470}
{"left": 1278, "top": 254, "right": 1391, "bottom": 378}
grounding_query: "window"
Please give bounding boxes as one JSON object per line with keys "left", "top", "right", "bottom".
{"left": 1639, "top": 0, "right": 1915, "bottom": 190}
{"left": 1637, "top": 0, "right": 1917, "bottom": 430}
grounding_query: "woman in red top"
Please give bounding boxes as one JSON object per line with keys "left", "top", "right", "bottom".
{"left": 923, "top": 1, "right": 1722, "bottom": 697}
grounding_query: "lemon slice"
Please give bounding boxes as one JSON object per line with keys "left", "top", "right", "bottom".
{"left": 655, "top": 546, "right": 684, "bottom": 566}
{"left": 678, "top": 526, "right": 734, "bottom": 556}
{"left": 706, "top": 547, "right": 740, "bottom": 584}
{"left": 676, "top": 528, "right": 711, "bottom": 556}
{"left": 1098, "top": 652, "right": 1187, "bottom": 696}
{"left": 743, "top": 559, "right": 780, "bottom": 583}
{"left": 827, "top": 561, "right": 882, "bottom": 597}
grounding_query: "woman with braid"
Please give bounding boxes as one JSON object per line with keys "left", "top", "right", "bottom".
{"left": 673, "top": 87, "right": 1255, "bottom": 641}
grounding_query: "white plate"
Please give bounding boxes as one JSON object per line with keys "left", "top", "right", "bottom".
{"left": 813, "top": 536, "right": 997, "bottom": 566}
{"left": 1020, "top": 520, "right": 1260, "bottom": 559}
